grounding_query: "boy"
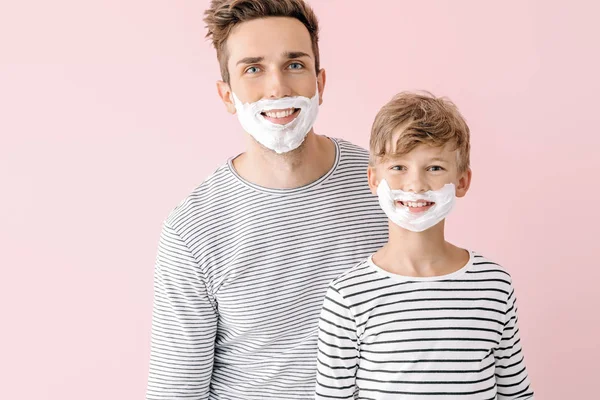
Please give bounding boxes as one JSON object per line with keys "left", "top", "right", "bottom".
{"left": 315, "top": 92, "right": 534, "bottom": 399}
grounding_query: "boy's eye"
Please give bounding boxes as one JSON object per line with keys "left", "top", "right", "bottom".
{"left": 245, "top": 66, "right": 261, "bottom": 74}
{"left": 391, "top": 165, "right": 406, "bottom": 171}
{"left": 288, "top": 62, "right": 304, "bottom": 70}
{"left": 428, "top": 165, "right": 445, "bottom": 172}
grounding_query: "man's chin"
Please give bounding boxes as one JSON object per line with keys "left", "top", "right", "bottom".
{"left": 249, "top": 132, "right": 310, "bottom": 157}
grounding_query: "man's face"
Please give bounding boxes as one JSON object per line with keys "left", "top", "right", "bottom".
{"left": 217, "top": 17, "right": 325, "bottom": 126}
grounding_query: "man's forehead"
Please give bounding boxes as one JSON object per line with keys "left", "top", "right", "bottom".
{"left": 226, "top": 17, "right": 313, "bottom": 61}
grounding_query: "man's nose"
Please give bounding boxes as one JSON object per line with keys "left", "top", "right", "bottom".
{"left": 264, "top": 69, "right": 292, "bottom": 99}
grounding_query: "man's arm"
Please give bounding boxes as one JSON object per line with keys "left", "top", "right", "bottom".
{"left": 146, "top": 221, "right": 218, "bottom": 400}
{"left": 494, "top": 284, "right": 534, "bottom": 399}
{"left": 314, "top": 285, "right": 359, "bottom": 400}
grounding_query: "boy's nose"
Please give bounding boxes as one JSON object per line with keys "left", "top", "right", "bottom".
{"left": 402, "top": 175, "right": 430, "bottom": 194}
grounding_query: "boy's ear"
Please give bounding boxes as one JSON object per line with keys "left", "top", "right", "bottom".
{"left": 456, "top": 168, "right": 472, "bottom": 198}
{"left": 367, "top": 165, "right": 379, "bottom": 195}
{"left": 216, "top": 80, "right": 237, "bottom": 115}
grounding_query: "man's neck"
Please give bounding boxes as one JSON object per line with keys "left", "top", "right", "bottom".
{"left": 373, "top": 221, "right": 469, "bottom": 278}
{"left": 231, "top": 131, "right": 336, "bottom": 189}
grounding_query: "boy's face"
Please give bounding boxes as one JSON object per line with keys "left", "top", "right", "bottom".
{"left": 216, "top": 17, "right": 325, "bottom": 126}
{"left": 368, "top": 141, "right": 472, "bottom": 212}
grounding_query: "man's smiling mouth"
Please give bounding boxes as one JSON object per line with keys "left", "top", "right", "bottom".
{"left": 260, "top": 108, "right": 301, "bottom": 124}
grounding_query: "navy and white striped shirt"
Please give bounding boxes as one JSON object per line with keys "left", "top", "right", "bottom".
{"left": 316, "top": 251, "right": 534, "bottom": 399}
{"left": 147, "top": 138, "right": 389, "bottom": 399}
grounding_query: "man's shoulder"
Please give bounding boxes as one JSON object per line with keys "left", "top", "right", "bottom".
{"left": 333, "top": 138, "right": 370, "bottom": 162}
{"left": 329, "top": 138, "right": 373, "bottom": 183}
{"left": 164, "top": 162, "right": 235, "bottom": 231}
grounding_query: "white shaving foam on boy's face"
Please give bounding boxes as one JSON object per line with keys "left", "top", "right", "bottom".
{"left": 376, "top": 179, "right": 456, "bottom": 233}
{"left": 231, "top": 85, "right": 320, "bottom": 154}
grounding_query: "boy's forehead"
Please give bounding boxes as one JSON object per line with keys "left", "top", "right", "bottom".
{"left": 387, "top": 124, "right": 411, "bottom": 153}
{"left": 382, "top": 142, "right": 458, "bottom": 162}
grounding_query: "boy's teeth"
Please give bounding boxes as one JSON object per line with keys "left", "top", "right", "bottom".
{"left": 265, "top": 109, "right": 294, "bottom": 118}
{"left": 405, "top": 201, "right": 431, "bottom": 208}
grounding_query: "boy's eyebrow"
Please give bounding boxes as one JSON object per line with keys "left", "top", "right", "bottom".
{"left": 429, "top": 157, "right": 449, "bottom": 163}
{"left": 236, "top": 56, "right": 264, "bottom": 66}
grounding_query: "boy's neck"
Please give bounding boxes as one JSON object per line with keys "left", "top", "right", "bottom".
{"left": 373, "top": 220, "right": 469, "bottom": 278}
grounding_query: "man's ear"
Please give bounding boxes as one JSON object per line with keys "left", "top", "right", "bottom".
{"left": 216, "top": 80, "right": 236, "bottom": 114}
{"left": 367, "top": 165, "right": 379, "bottom": 195}
{"left": 456, "top": 168, "right": 472, "bottom": 198}
{"left": 317, "top": 69, "right": 326, "bottom": 106}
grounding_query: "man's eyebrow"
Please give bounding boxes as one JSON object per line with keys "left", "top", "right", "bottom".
{"left": 236, "top": 56, "right": 264, "bottom": 66}
{"left": 284, "top": 51, "right": 311, "bottom": 59}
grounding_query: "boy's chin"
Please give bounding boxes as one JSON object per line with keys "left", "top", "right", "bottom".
{"left": 389, "top": 219, "right": 446, "bottom": 234}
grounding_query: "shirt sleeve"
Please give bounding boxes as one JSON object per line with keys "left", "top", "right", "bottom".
{"left": 494, "top": 283, "right": 534, "bottom": 399}
{"left": 146, "top": 221, "right": 218, "bottom": 400}
{"left": 315, "top": 284, "right": 359, "bottom": 400}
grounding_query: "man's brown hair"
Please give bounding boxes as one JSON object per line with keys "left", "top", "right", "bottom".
{"left": 370, "top": 92, "right": 471, "bottom": 172}
{"left": 204, "top": 0, "right": 320, "bottom": 84}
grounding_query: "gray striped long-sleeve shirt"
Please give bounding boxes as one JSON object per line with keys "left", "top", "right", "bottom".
{"left": 147, "top": 138, "right": 389, "bottom": 399}
{"left": 315, "top": 251, "right": 534, "bottom": 400}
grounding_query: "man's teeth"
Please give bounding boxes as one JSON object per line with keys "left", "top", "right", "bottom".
{"left": 264, "top": 109, "right": 295, "bottom": 118}
{"left": 404, "top": 201, "right": 433, "bottom": 208}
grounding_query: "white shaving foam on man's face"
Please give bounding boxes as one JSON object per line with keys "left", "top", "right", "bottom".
{"left": 231, "top": 85, "right": 320, "bottom": 154}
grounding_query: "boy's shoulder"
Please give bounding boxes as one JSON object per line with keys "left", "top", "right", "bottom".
{"left": 469, "top": 252, "right": 514, "bottom": 282}
{"left": 328, "top": 257, "right": 374, "bottom": 293}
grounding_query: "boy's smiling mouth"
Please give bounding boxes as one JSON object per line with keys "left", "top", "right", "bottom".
{"left": 396, "top": 200, "right": 435, "bottom": 213}
{"left": 260, "top": 108, "right": 301, "bottom": 124}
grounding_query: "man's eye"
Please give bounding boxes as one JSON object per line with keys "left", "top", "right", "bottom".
{"left": 245, "top": 66, "right": 260, "bottom": 74}
{"left": 288, "top": 62, "right": 304, "bottom": 70}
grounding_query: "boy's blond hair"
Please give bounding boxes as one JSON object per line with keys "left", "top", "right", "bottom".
{"left": 204, "top": 0, "right": 320, "bottom": 84}
{"left": 370, "top": 92, "right": 471, "bottom": 172}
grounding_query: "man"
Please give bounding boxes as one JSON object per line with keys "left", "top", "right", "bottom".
{"left": 147, "top": 1, "right": 388, "bottom": 398}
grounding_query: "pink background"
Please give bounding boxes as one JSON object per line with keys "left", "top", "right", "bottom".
{"left": 1, "top": 1, "right": 598, "bottom": 398}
